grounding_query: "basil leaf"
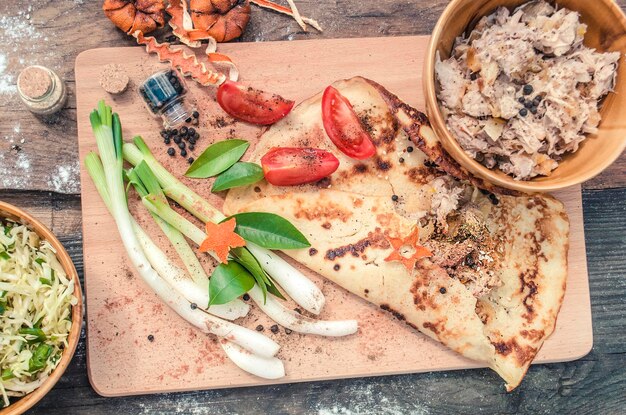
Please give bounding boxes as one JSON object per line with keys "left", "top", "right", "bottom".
{"left": 211, "top": 162, "right": 264, "bottom": 192}
{"left": 226, "top": 212, "right": 310, "bottom": 250}
{"left": 208, "top": 262, "right": 255, "bottom": 306}
{"left": 29, "top": 343, "right": 53, "bottom": 373}
{"left": 186, "top": 139, "right": 249, "bottom": 179}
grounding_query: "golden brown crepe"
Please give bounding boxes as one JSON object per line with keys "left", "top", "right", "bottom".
{"left": 224, "top": 77, "right": 569, "bottom": 390}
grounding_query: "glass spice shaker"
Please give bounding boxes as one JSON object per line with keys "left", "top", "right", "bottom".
{"left": 139, "top": 69, "right": 194, "bottom": 128}
{"left": 17, "top": 65, "right": 68, "bottom": 116}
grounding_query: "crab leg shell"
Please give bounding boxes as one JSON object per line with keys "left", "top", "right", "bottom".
{"left": 250, "top": 0, "right": 322, "bottom": 32}
{"left": 133, "top": 31, "right": 226, "bottom": 86}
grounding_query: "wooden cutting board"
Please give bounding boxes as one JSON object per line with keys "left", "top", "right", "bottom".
{"left": 75, "top": 36, "right": 592, "bottom": 397}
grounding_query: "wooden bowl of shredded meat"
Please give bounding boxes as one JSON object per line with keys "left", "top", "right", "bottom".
{"left": 0, "top": 201, "right": 82, "bottom": 415}
{"left": 424, "top": 0, "right": 626, "bottom": 192}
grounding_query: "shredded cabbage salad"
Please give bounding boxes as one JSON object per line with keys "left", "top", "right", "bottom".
{"left": 0, "top": 220, "right": 77, "bottom": 407}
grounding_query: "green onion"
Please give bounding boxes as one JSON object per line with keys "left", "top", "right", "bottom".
{"left": 124, "top": 138, "right": 326, "bottom": 315}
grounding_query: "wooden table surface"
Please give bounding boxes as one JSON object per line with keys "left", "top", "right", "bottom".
{"left": 0, "top": 1, "right": 624, "bottom": 413}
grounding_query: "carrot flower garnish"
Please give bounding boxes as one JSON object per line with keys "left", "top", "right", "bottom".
{"left": 384, "top": 227, "right": 432, "bottom": 272}
{"left": 199, "top": 218, "right": 246, "bottom": 263}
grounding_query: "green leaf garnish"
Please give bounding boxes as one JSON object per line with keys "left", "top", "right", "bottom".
{"left": 226, "top": 212, "right": 310, "bottom": 250}
{"left": 211, "top": 162, "right": 264, "bottom": 192}
{"left": 208, "top": 262, "right": 255, "bottom": 306}
{"left": 0, "top": 252, "right": 9, "bottom": 260}
{"left": 185, "top": 139, "right": 249, "bottom": 179}
{"left": 35, "top": 258, "right": 45, "bottom": 265}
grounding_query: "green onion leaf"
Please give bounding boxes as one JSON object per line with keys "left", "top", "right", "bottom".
{"left": 230, "top": 247, "right": 285, "bottom": 302}
{"left": 211, "top": 162, "right": 264, "bottom": 192}
{"left": 28, "top": 344, "right": 53, "bottom": 373}
{"left": 225, "top": 212, "right": 310, "bottom": 250}
{"left": 208, "top": 262, "right": 255, "bottom": 306}
{"left": 0, "top": 252, "right": 9, "bottom": 260}
{"left": 19, "top": 327, "right": 46, "bottom": 343}
{"left": 0, "top": 304, "right": 5, "bottom": 315}
{"left": 39, "top": 278, "right": 52, "bottom": 286}
{"left": 1, "top": 369, "right": 14, "bottom": 380}
{"left": 35, "top": 258, "right": 45, "bottom": 265}
{"left": 185, "top": 139, "right": 249, "bottom": 179}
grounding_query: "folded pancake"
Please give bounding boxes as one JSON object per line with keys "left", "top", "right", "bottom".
{"left": 224, "top": 77, "right": 569, "bottom": 390}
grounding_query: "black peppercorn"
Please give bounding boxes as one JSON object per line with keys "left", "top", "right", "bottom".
{"left": 523, "top": 84, "right": 533, "bottom": 95}
{"left": 189, "top": 145, "right": 195, "bottom": 151}
{"left": 407, "top": 146, "right": 414, "bottom": 153}
{"left": 518, "top": 97, "right": 525, "bottom": 104}
{"left": 185, "top": 117, "right": 193, "bottom": 123}
{"left": 173, "top": 136, "right": 182, "bottom": 144}
{"left": 533, "top": 95, "right": 542, "bottom": 105}
{"left": 167, "top": 148, "right": 175, "bottom": 156}
{"left": 148, "top": 334, "right": 154, "bottom": 342}
{"left": 519, "top": 108, "right": 528, "bottom": 117}
{"left": 180, "top": 149, "right": 188, "bottom": 157}
{"left": 160, "top": 130, "right": 168, "bottom": 139}
{"left": 242, "top": 293, "right": 250, "bottom": 301}
{"left": 193, "top": 111, "right": 199, "bottom": 118}
{"left": 178, "top": 141, "right": 186, "bottom": 150}
{"left": 190, "top": 302, "right": 197, "bottom": 310}
{"left": 256, "top": 325, "right": 264, "bottom": 332}
{"left": 391, "top": 194, "right": 399, "bottom": 202}
{"left": 399, "top": 157, "right": 405, "bottom": 163}
{"left": 439, "top": 287, "right": 447, "bottom": 294}
{"left": 188, "top": 127, "right": 196, "bottom": 136}
{"left": 270, "top": 325, "right": 279, "bottom": 334}
{"left": 524, "top": 100, "right": 533, "bottom": 109}
{"left": 187, "top": 157, "right": 194, "bottom": 164}
{"left": 530, "top": 107, "right": 538, "bottom": 114}
{"left": 333, "top": 264, "right": 341, "bottom": 271}
{"left": 164, "top": 138, "right": 171, "bottom": 145}
{"left": 180, "top": 126, "right": 188, "bottom": 135}
{"left": 171, "top": 128, "right": 178, "bottom": 135}
{"left": 194, "top": 132, "right": 200, "bottom": 139}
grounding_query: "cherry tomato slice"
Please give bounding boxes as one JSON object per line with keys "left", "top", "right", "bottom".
{"left": 321, "top": 86, "right": 376, "bottom": 160}
{"left": 261, "top": 147, "right": 340, "bottom": 186}
{"left": 217, "top": 80, "right": 295, "bottom": 125}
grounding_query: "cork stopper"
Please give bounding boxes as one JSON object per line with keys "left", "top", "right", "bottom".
{"left": 99, "top": 64, "right": 129, "bottom": 95}
{"left": 18, "top": 66, "right": 52, "bottom": 99}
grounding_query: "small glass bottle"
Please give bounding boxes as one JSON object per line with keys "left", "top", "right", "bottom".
{"left": 139, "top": 69, "right": 194, "bottom": 128}
{"left": 17, "top": 65, "right": 67, "bottom": 116}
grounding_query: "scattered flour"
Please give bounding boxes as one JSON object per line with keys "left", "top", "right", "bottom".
{"left": 0, "top": 151, "right": 32, "bottom": 189}
{"left": 0, "top": 53, "right": 15, "bottom": 95}
{"left": 48, "top": 162, "right": 81, "bottom": 193}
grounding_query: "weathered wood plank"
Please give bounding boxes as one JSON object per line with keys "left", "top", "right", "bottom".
{"left": 0, "top": 185, "right": 622, "bottom": 414}
{"left": 0, "top": 0, "right": 624, "bottom": 193}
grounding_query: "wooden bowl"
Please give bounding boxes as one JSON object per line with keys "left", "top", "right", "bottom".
{"left": 424, "top": 0, "right": 626, "bottom": 192}
{"left": 0, "top": 201, "right": 83, "bottom": 415}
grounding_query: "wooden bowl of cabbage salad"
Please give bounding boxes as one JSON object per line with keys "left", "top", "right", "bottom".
{"left": 0, "top": 201, "right": 81, "bottom": 415}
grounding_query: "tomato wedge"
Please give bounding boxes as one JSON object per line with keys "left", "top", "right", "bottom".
{"left": 217, "top": 80, "right": 295, "bottom": 125}
{"left": 261, "top": 147, "right": 340, "bottom": 186}
{"left": 321, "top": 86, "right": 376, "bottom": 160}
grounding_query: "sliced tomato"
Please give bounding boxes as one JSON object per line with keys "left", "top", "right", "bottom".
{"left": 261, "top": 147, "right": 340, "bottom": 186}
{"left": 216, "top": 80, "right": 295, "bottom": 125}
{"left": 321, "top": 86, "right": 376, "bottom": 160}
